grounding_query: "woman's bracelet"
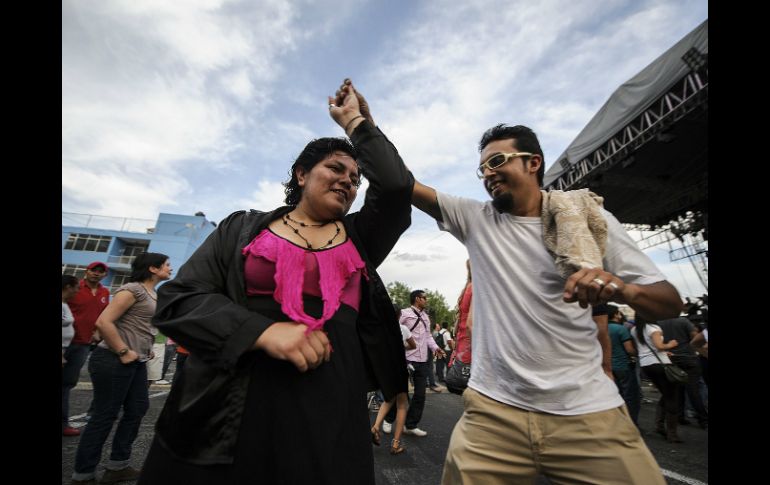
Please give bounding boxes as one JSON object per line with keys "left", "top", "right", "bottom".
{"left": 344, "top": 115, "right": 365, "bottom": 134}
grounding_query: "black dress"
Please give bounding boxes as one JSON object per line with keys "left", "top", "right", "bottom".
{"left": 140, "top": 295, "right": 374, "bottom": 485}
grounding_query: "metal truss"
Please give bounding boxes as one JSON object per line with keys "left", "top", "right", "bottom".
{"left": 548, "top": 63, "right": 708, "bottom": 192}
{"left": 623, "top": 222, "right": 708, "bottom": 290}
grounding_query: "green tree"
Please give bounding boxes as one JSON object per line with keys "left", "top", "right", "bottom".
{"left": 386, "top": 281, "right": 412, "bottom": 309}
{"left": 424, "top": 289, "right": 455, "bottom": 331}
{"left": 386, "top": 282, "right": 455, "bottom": 331}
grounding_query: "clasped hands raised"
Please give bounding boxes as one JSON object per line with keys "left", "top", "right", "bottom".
{"left": 328, "top": 78, "right": 374, "bottom": 134}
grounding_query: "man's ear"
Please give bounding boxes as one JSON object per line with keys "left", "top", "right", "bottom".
{"left": 528, "top": 155, "right": 542, "bottom": 175}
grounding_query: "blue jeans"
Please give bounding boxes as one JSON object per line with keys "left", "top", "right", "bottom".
{"left": 161, "top": 343, "right": 177, "bottom": 380}
{"left": 427, "top": 358, "right": 437, "bottom": 388}
{"left": 73, "top": 348, "right": 149, "bottom": 478}
{"left": 405, "top": 361, "right": 431, "bottom": 429}
{"left": 62, "top": 343, "right": 91, "bottom": 428}
{"left": 671, "top": 355, "right": 708, "bottom": 424}
{"left": 385, "top": 361, "right": 431, "bottom": 429}
{"left": 612, "top": 366, "right": 641, "bottom": 425}
{"left": 436, "top": 349, "right": 452, "bottom": 382}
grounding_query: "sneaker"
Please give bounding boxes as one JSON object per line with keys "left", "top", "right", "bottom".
{"left": 429, "top": 385, "right": 443, "bottom": 393}
{"left": 63, "top": 426, "right": 81, "bottom": 437}
{"left": 100, "top": 466, "right": 141, "bottom": 483}
{"left": 155, "top": 379, "right": 171, "bottom": 385}
{"left": 403, "top": 427, "right": 428, "bottom": 437}
{"left": 382, "top": 421, "right": 392, "bottom": 434}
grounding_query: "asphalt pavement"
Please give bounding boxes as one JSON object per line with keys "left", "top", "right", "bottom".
{"left": 62, "top": 361, "right": 707, "bottom": 484}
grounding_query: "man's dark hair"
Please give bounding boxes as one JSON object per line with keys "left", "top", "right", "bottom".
{"left": 62, "top": 274, "right": 79, "bottom": 290}
{"left": 607, "top": 304, "right": 621, "bottom": 321}
{"left": 129, "top": 252, "right": 170, "bottom": 282}
{"left": 283, "top": 138, "right": 358, "bottom": 206}
{"left": 478, "top": 124, "right": 545, "bottom": 186}
{"left": 410, "top": 290, "right": 425, "bottom": 304}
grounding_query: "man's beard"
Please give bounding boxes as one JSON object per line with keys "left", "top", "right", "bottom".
{"left": 491, "top": 192, "right": 514, "bottom": 213}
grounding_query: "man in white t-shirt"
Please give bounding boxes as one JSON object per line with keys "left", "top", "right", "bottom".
{"left": 340, "top": 82, "right": 684, "bottom": 482}
{"left": 406, "top": 124, "right": 683, "bottom": 484}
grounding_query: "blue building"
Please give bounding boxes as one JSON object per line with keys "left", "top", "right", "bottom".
{"left": 62, "top": 211, "right": 217, "bottom": 294}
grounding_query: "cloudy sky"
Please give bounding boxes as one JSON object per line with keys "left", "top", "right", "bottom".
{"left": 62, "top": 0, "right": 708, "bottom": 304}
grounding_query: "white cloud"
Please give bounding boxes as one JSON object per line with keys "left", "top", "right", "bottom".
{"left": 62, "top": 165, "right": 189, "bottom": 219}
{"left": 377, "top": 227, "right": 470, "bottom": 302}
{"left": 62, "top": 0, "right": 301, "bottom": 216}
{"left": 62, "top": 0, "right": 708, "bottom": 297}
{"left": 235, "top": 180, "right": 288, "bottom": 212}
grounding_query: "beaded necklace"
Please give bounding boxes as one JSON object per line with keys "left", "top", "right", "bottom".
{"left": 284, "top": 212, "right": 331, "bottom": 228}
{"left": 282, "top": 214, "right": 341, "bottom": 250}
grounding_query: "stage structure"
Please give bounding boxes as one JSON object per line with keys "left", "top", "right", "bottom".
{"left": 543, "top": 20, "right": 708, "bottom": 290}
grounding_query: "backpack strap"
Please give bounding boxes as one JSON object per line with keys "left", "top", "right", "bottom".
{"left": 409, "top": 308, "right": 427, "bottom": 332}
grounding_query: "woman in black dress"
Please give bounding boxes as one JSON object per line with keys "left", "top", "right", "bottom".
{"left": 138, "top": 79, "right": 411, "bottom": 485}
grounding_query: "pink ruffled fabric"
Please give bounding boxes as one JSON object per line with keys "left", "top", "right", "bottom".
{"left": 242, "top": 229, "right": 368, "bottom": 333}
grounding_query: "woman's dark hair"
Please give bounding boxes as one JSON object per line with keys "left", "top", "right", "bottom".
{"left": 129, "top": 252, "right": 169, "bottom": 282}
{"left": 283, "top": 137, "right": 357, "bottom": 206}
{"left": 62, "top": 274, "right": 79, "bottom": 290}
{"left": 634, "top": 314, "right": 651, "bottom": 343}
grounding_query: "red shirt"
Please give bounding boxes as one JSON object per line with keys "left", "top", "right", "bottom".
{"left": 68, "top": 279, "right": 110, "bottom": 345}
{"left": 452, "top": 284, "right": 473, "bottom": 364}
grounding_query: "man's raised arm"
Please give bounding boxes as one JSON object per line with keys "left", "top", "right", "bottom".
{"left": 412, "top": 180, "right": 442, "bottom": 221}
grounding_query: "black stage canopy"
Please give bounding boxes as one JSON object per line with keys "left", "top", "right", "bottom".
{"left": 544, "top": 20, "right": 707, "bottom": 236}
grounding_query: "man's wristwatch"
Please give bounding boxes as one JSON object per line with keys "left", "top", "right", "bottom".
{"left": 117, "top": 348, "right": 129, "bottom": 356}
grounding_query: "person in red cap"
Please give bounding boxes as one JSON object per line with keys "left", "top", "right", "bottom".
{"left": 62, "top": 261, "right": 110, "bottom": 436}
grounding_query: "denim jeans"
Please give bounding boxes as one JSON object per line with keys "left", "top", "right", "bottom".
{"left": 161, "top": 343, "right": 177, "bottom": 380}
{"left": 73, "top": 347, "right": 149, "bottom": 478}
{"left": 612, "top": 366, "right": 641, "bottom": 425}
{"left": 427, "top": 358, "right": 437, "bottom": 388}
{"left": 671, "top": 354, "right": 708, "bottom": 424}
{"left": 405, "top": 361, "right": 431, "bottom": 429}
{"left": 436, "top": 349, "right": 452, "bottom": 382}
{"left": 62, "top": 343, "right": 92, "bottom": 428}
{"left": 385, "top": 360, "right": 431, "bottom": 429}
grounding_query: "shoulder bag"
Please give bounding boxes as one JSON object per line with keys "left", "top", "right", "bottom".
{"left": 642, "top": 335, "right": 688, "bottom": 384}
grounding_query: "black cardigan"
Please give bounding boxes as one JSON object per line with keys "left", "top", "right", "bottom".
{"left": 151, "top": 121, "right": 413, "bottom": 464}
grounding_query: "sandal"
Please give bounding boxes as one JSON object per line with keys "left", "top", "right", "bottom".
{"left": 390, "top": 438, "right": 405, "bottom": 455}
{"left": 371, "top": 426, "right": 381, "bottom": 446}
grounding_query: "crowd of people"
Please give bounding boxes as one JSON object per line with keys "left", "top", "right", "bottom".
{"left": 63, "top": 78, "right": 707, "bottom": 485}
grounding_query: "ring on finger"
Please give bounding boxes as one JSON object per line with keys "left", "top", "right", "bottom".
{"left": 608, "top": 282, "right": 619, "bottom": 290}
{"left": 592, "top": 277, "right": 605, "bottom": 286}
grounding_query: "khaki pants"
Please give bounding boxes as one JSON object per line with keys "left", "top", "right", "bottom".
{"left": 442, "top": 387, "right": 665, "bottom": 485}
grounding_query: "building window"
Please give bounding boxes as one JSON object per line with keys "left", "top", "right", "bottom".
{"left": 62, "top": 264, "right": 88, "bottom": 280}
{"left": 64, "top": 233, "right": 111, "bottom": 252}
{"left": 108, "top": 272, "right": 131, "bottom": 294}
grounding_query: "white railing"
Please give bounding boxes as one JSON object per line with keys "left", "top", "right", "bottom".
{"left": 107, "top": 255, "right": 136, "bottom": 265}
{"left": 62, "top": 212, "right": 156, "bottom": 234}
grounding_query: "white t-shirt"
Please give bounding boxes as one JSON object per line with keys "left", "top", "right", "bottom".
{"left": 633, "top": 323, "right": 673, "bottom": 367}
{"left": 62, "top": 302, "right": 75, "bottom": 349}
{"left": 439, "top": 328, "right": 453, "bottom": 351}
{"left": 436, "top": 192, "right": 665, "bottom": 415}
{"left": 399, "top": 324, "right": 412, "bottom": 347}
